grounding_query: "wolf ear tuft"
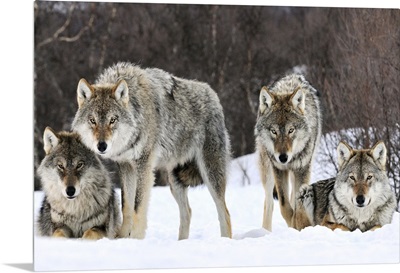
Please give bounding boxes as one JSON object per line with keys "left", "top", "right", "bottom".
{"left": 371, "top": 141, "right": 387, "bottom": 169}
{"left": 77, "top": 78, "right": 93, "bottom": 108}
{"left": 259, "top": 87, "right": 274, "bottom": 114}
{"left": 43, "top": 127, "right": 59, "bottom": 155}
{"left": 113, "top": 80, "right": 129, "bottom": 105}
{"left": 291, "top": 87, "right": 306, "bottom": 114}
{"left": 337, "top": 141, "right": 353, "bottom": 169}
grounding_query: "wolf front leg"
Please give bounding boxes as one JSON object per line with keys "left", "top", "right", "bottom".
{"left": 131, "top": 153, "right": 155, "bottom": 239}
{"left": 292, "top": 184, "right": 314, "bottom": 230}
{"left": 117, "top": 161, "right": 137, "bottom": 238}
{"left": 52, "top": 226, "right": 73, "bottom": 238}
{"left": 82, "top": 227, "right": 107, "bottom": 240}
{"left": 369, "top": 225, "right": 382, "bottom": 231}
{"left": 290, "top": 167, "right": 311, "bottom": 228}
{"left": 290, "top": 167, "right": 311, "bottom": 206}
{"left": 273, "top": 167, "right": 294, "bottom": 227}
{"left": 118, "top": 153, "right": 155, "bottom": 239}
{"left": 321, "top": 215, "right": 350, "bottom": 231}
{"left": 328, "top": 223, "right": 351, "bottom": 231}
{"left": 259, "top": 150, "right": 274, "bottom": 231}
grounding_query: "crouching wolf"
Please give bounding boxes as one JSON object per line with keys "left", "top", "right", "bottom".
{"left": 255, "top": 74, "right": 322, "bottom": 231}
{"left": 36, "top": 127, "right": 121, "bottom": 239}
{"left": 295, "top": 141, "right": 396, "bottom": 232}
{"left": 71, "top": 62, "right": 232, "bottom": 240}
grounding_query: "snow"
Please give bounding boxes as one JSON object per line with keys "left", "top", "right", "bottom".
{"left": 33, "top": 151, "right": 400, "bottom": 272}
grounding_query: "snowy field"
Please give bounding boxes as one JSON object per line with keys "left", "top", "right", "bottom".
{"left": 33, "top": 152, "right": 400, "bottom": 272}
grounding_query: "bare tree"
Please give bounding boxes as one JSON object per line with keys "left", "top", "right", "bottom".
{"left": 34, "top": 2, "right": 400, "bottom": 208}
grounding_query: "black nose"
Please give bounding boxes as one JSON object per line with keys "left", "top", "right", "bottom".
{"left": 356, "top": 195, "right": 365, "bottom": 205}
{"left": 66, "top": 186, "right": 76, "bottom": 197}
{"left": 97, "top": 142, "right": 107, "bottom": 152}
{"left": 279, "top": 153, "right": 288, "bottom": 163}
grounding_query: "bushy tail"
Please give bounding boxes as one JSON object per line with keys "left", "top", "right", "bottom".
{"left": 172, "top": 161, "right": 204, "bottom": 187}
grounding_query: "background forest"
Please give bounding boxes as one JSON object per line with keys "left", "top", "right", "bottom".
{"left": 34, "top": 1, "right": 400, "bottom": 206}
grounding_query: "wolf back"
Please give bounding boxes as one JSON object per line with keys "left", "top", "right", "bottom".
{"left": 71, "top": 62, "right": 232, "bottom": 239}
{"left": 36, "top": 127, "right": 121, "bottom": 239}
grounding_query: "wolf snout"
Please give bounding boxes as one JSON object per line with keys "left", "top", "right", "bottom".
{"left": 66, "top": 186, "right": 76, "bottom": 199}
{"left": 97, "top": 142, "right": 108, "bottom": 153}
{"left": 355, "top": 195, "right": 366, "bottom": 207}
{"left": 278, "top": 153, "right": 288, "bottom": 164}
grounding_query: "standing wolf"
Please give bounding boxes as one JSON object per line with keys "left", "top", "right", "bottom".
{"left": 72, "top": 62, "right": 232, "bottom": 240}
{"left": 36, "top": 127, "right": 121, "bottom": 239}
{"left": 295, "top": 141, "right": 396, "bottom": 232}
{"left": 255, "top": 74, "right": 322, "bottom": 231}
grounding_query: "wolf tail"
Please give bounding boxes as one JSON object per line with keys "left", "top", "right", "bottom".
{"left": 172, "top": 161, "right": 204, "bottom": 187}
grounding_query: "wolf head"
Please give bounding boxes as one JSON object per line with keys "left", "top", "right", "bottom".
{"left": 335, "top": 141, "right": 389, "bottom": 208}
{"left": 71, "top": 79, "right": 136, "bottom": 158}
{"left": 255, "top": 84, "right": 309, "bottom": 166}
{"left": 37, "top": 127, "right": 103, "bottom": 200}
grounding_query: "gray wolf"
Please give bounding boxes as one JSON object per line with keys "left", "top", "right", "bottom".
{"left": 255, "top": 74, "right": 322, "bottom": 231}
{"left": 295, "top": 141, "right": 396, "bottom": 232}
{"left": 71, "top": 62, "right": 232, "bottom": 240}
{"left": 36, "top": 127, "right": 121, "bottom": 239}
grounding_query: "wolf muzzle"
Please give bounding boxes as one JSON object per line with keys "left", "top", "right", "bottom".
{"left": 278, "top": 153, "right": 288, "bottom": 164}
{"left": 354, "top": 194, "right": 371, "bottom": 207}
{"left": 356, "top": 195, "right": 365, "bottom": 206}
{"left": 66, "top": 186, "right": 76, "bottom": 199}
{"left": 97, "top": 141, "right": 108, "bottom": 153}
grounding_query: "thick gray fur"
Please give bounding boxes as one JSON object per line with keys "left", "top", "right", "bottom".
{"left": 71, "top": 62, "right": 232, "bottom": 239}
{"left": 255, "top": 74, "right": 322, "bottom": 230}
{"left": 36, "top": 128, "right": 121, "bottom": 239}
{"left": 297, "top": 141, "right": 396, "bottom": 232}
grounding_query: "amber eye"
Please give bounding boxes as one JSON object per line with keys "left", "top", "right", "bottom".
{"left": 349, "top": 176, "right": 355, "bottom": 181}
{"left": 270, "top": 129, "right": 277, "bottom": 135}
{"left": 76, "top": 161, "right": 84, "bottom": 170}
{"left": 367, "top": 175, "right": 372, "bottom": 180}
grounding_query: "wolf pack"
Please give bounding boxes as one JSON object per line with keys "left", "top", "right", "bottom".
{"left": 36, "top": 62, "right": 397, "bottom": 240}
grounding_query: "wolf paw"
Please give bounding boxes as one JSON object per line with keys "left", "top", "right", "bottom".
{"left": 82, "top": 228, "right": 106, "bottom": 240}
{"left": 298, "top": 185, "right": 313, "bottom": 209}
{"left": 118, "top": 224, "right": 132, "bottom": 238}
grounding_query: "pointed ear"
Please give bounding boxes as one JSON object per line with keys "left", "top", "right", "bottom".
{"left": 290, "top": 87, "right": 305, "bottom": 114}
{"left": 43, "top": 127, "right": 59, "bottom": 155}
{"left": 337, "top": 141, "right": 353, "bottom": 169}
{"left": 77, "top": 78, "right": 93, "bottom": 108}
{"left": 371, "top": 141, "right": 387, "bottom": 169}
{"left": 113, "top": 80, "right": 129, "bottom": 105}
{"left": 259, "top": 87, "right": 274, "bottom": 114}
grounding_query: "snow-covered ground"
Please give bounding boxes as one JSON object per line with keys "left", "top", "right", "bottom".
{"left": 33, "top": 151, "right": 400, "bottom": 272}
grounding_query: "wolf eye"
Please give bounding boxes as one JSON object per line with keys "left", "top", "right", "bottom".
{"left": 76, "top": 161, "right": 85, "bottom": 170}
{"left": 270, "top": 129, "right": 277, "bottom": 135}
{"left": 110, "top": 116, "right": 118, "bottom": 125}
{"left": 349, "top": 176, "right": 355, "bottom": 181}
{"left": 57, "top": 163, "right": 64, "bottom": 171}
{"left": 366, "top": 175, "right": 372, "bottom": 180}
{"left": 89, "top": 117, "right": 96, "bottom": 125}
{"left": 288, "top": 128, "right": 295, "bottom": 134}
